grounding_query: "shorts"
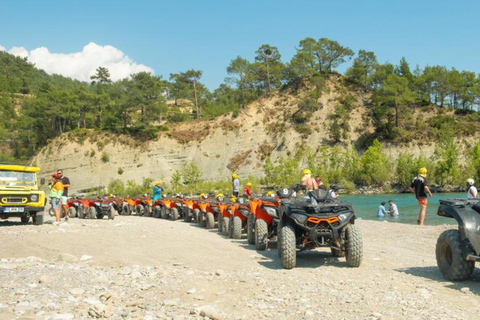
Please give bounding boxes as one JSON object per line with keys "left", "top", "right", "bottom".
{"left": 61, "top": 196, "right": 68, "bottom": 205}
{"left": 51, "top": 198, "right": 60, "bottom": 209}
{"left": 418, "top": 198, "right": 428, "bottom": 205}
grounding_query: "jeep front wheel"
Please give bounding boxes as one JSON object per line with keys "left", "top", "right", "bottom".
{"left": 436, "top": 229, "right": 474, "bottom": 281}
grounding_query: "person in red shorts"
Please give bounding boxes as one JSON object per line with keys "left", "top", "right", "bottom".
{"left": 409, "top": 167, "right": 433, "bottom": 226}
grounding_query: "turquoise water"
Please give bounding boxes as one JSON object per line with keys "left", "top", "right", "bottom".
{"left": 340, "top": 193, "right": 465, "bottom": 226}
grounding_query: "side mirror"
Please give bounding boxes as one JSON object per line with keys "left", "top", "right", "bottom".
{"left": 40, "top": 178, "right": 45, "bottom": 185}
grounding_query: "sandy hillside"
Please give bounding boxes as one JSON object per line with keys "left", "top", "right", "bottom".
{"left": 0, "top": 215, "right": 479, "bottom": 319}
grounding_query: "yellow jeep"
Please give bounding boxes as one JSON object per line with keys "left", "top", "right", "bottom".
{"left": 0, "top": 164, "right": 46, "bottom": 225}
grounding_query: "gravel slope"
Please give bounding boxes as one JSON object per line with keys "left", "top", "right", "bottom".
{"left": 1, "top": 216, "right": 479, "bottom": 319}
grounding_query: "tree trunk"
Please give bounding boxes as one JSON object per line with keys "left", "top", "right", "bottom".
{"left": 266, "top": 55, "right": 271, "bottom": 96}
{"left": 193, "top": 80, "right": 199, "bottom": 118}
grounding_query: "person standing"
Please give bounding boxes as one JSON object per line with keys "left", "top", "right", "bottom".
{"left": 49, "top": 174, "right": 64, "bottom": 223}
{"left": 387, "top": 200, "right": 399, "bottom": 217}
{"left": 377, "top": 202, "right": 387, "bottom": 218}
{"left": 152, "top": 181, "right": 164, "bottom": 205}
{"left": 232, "top": 173, "right": 240, "bottom": 197}
{"left": 57, "top": 169, "right": 71, "bottom": 222}
{"left": 300, "top": 169, "right": 318, "bottom": 191}
{"left": 409, "top": 167, "right": 433, "bottom": 226}
{"left": 244, "top": 182, "right": 252, "bottom": 199}
{"left": 466, "top": 178, "right": 478, "bottom": 199}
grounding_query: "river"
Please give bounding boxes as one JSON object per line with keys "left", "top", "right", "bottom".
{"left": 340, "top": 192, "right": 466, "bottom": 225}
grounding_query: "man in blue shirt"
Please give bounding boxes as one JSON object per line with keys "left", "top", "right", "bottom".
{"left": 377, "top": 202, "right": 386, "bottom": 218}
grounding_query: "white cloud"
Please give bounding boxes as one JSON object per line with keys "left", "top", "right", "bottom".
{"left": 1, "top": 42, "right": 154, "bottom": 82}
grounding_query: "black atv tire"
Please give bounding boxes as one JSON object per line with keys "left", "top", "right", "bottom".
{"left": 171, "top": 208, "right": 179, "bottom": 221}
{"left": 108, "top": 207, "right": 115, "bottom": 220}
{"left": 279, "top": 224, "right": 296, "bottom": 269}
{"left": 206, "top": 212, "right": 215, "bottom": 229}
{"left": 277, "top": 220, "right": 282, "bottom": 257}
{"left": 218, "top": 215, "right": 223, "bottom": 233}
{"left": 436, "top": 229, "right": 474, "bottom": 281}
{"left": 122, "top": 204, "right": 131, "bottom": 216}
{"left": 255, "top": 219, "right": 269, "bottom": 251}
{"left": 184, "top": 209, "right": 192, "bottom": 222}
{"left": 88, "top": 207, "right": 97, "bottom": 219}
{"left": 154, "top": 207, "right": 161, "bottom": 218}
{"left": 135, "top": 205, "right": 144, "bottom": 216}
{"left": 232, "top": 216, "right": 242, "bottom": 240}
{"left": 331, "top": 247, "right": 346, "bottom": 258}
{"left": 222, "top": 217, "right": 230, "bottom": 236}
{"left": 345, "top": 224, "right": 363, "bottom": 267}
{"left": 21, "top": 215, "right": 30, "bottom": 224}
{"left": 68, "top": 207, "right": 76, "bottom": 218}
{"left": 144, "top": 206, "right": 152, "bottom": 217}
{"left": 96, "top": 213, "right": 104, "bottom": 220}
{"left": 247, "top": 214, "right": 255, "bottom": 245}
{"left": 193, "top": 209, "right": 200, "bottom": 224}
{"left": 161, "top": 207, "right": 168, "bottom": 219}
{"left": 33, "top": 212, "right": 44, "bottom": 225}
{"left": 228, "top": 216, "right": 234, "bottom": 238}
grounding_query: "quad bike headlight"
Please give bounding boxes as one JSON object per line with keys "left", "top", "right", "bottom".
{"left": 338, "top": 212, "right": 352, "bottom": 222}
{"left": 30, "top": 195, "right": 38, "bottom": 202}
{"left": 263, "top": 206, "right": 277, "bottom": 217}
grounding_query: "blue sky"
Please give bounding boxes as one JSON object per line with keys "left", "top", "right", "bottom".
{"left": 1, "top": 0, "right": 479, "bottom": 89}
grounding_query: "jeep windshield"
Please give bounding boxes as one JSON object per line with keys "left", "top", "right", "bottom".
{"left": 0, "top": 170, "right": 36, "bottom": 187}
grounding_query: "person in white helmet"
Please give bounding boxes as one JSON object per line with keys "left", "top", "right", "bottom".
{"left": 466, "top": 178, "right": 478, "bottom": 199}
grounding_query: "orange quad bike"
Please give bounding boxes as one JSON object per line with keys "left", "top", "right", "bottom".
{"left": 196, "top": 194, "right": 212, "bottom": 227}
{"left": 169, "top": 195, "right": 187, "bottom": 221}
{"left": 184, "top": 198, "right": 201, "bottom": 222}
{"left": 134, "top": 195, "right": 151, "bottom": 216}
{"left": 203, "top": 194, "right": 226, "bottom": 229}
{"left": 160, "top": 195, "right": 182, "bottom": 220}
{"left": 110, "top": 196, "right": 124, "bottom": 215}
{"left": 228, "top": 197, "right": 251, "bottom": 240}
{"left": 152, "top": 198, "right": 166, "bottom": 218}
{"left": 217, "top": 202, "right": 232, "bottom": 236}
{"left": 76, "top": 196, "right": 92, "bottom": 219}
{"left": 159, "top": 196, "right": 172, "bottom": 219}
{"left": 67, "top": 196, "right": 84, "bottom": 218}
{"left": 250, "top": 194, "right": 283, "bottom": 251}
{"left": 122, "top": 198, "right": 136, "bottom": 215}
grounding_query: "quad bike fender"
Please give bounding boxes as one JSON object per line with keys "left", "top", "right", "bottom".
{"left": 438, "top": 202, "right": 480, "bottom": 256}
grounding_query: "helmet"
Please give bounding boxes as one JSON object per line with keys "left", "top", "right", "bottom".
{"left": 199, "top": 193, "right": 205, "bottom": 198}
{"left": 216, "top": 193, "right": 225, "bottom": 198}
{"left": 230, "top": 196, "right": 237, "bottom": 203}
{"left": 467, "top": 178, "right": 475, "bottom": 185}
{"left": 232, "top": 173, "right": 238, "bottom": 179}
{"left": 155, "top": 181, "right": 161, "bottom": 186}
{"left": 202, "top": 193, "right": 208, "bottom": 199}
{"left": 303, "top": 169, "right": 312, "bottom": 175}
{"left": 267, "top": 190, "right": 273, "bottom": 196}
{"left": 246, "top": 182, "right": 252, "bottom": 187}
{"left": 419, "top": 167, "right": 427, "bottom": 175}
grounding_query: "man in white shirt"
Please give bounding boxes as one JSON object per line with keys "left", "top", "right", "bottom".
{"left": 387, "top": 200, "right": 399, "bottom": 216}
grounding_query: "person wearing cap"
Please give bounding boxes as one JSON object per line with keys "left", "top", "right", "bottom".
{"left": 49, "top": 174, "right": 64, "bottom": 223}
{"left": 56, "top": 169, "right": 70, "bottom": 221}
{"left": 466, "top": 178, "right": 478, "bottom": 199}
{"left": 152, "top": 181, "right": 164, "bottom": 206}
{"left": 232, "top": 173, "right": 240, "bottom": 197}
{"left": 300, "top": 169, "right": 318, "bottom": 191}
{"left": 409, "top": 167, "right": 433, "bottom": 226}
{"left": 244, "top": 182, "right": 252, "bottom": 199}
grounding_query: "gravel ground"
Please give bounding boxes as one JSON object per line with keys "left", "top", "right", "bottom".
{"left": 0, "top": 215, "right": 479, "bottom": 319}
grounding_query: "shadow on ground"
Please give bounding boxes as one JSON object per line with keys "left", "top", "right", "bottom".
{"left": 395, "top": 266, "right": 480, "bottom": 297}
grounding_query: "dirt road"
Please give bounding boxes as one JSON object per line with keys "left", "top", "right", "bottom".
{"left": 0, "top": 216, "right": 479, "bottom": 319}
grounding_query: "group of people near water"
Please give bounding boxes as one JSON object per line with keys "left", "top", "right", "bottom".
{"left": 376, "top": 167, "right": 479, "bottom": 226}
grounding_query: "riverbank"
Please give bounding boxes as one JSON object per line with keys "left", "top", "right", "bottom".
{"left": 0, "top": 216, "right": 479, "bottom": 319}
